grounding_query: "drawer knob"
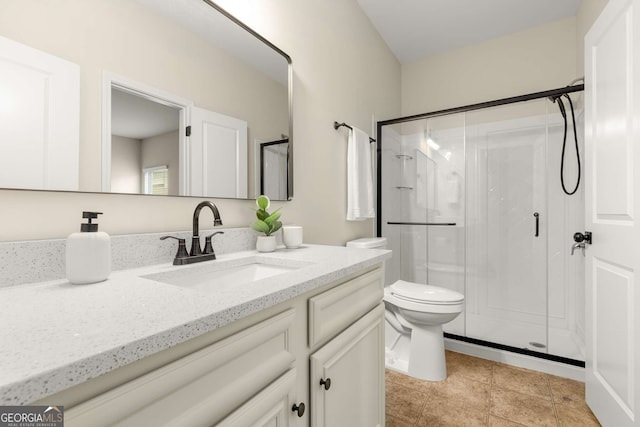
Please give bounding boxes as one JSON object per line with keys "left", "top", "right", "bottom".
{"left": 292, "top": 402, "right": 305, "bottom": 417}
{"left": 320, "top": 377, "right": 332, "bottom": 390}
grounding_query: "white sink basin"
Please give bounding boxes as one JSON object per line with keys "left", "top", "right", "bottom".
{"left": 142, "top": 256, "right": 308, "bottom": 294}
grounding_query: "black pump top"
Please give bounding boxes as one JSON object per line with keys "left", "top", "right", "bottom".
{"left": 80, "top": 211, "right": 103, "bottom": 232}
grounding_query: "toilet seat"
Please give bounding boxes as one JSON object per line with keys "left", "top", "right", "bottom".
{"left": 384, "top": 282, "right": 464, "bottom": 315}
{"left": 390, "top": 280, "right": 464, "bottom": 305}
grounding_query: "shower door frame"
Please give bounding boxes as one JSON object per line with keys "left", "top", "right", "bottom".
{"left": 376, "top": 84, "right": 585, "bottom": 367}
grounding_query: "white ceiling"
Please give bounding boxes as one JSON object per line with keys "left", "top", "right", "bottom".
{"left": 111, "top": 89, "right": 180, "bottom": 140}
{"left": 356, "top": 0, "right": 581, "bottom": 63}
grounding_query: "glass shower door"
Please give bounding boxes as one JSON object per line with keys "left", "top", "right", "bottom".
{"left": 465, "top": 101, "right": 549, "bottom": 352}
{"left": 380, "top": 114, "right": 466, "bottom": 336}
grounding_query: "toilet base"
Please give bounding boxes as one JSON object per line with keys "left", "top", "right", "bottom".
{"left": 408, "top": 324, "right": 447, "bottom": 381}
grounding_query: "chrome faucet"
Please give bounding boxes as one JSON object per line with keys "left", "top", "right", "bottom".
{"left": 160, "top": 201, "right": 223, "bottom": 265}
{"left": 191, "top": 201, "right": 223, "bottom": 256}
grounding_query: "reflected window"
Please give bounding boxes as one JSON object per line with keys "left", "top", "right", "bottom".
{"left": 143, "top": 165, "right": 169, "bottom": 195}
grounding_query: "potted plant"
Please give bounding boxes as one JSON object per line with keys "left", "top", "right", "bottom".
{"left": 251, "top": 195, "right": 282, "bottom": 252}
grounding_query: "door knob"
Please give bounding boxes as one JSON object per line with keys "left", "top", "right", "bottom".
{"left": 291, "top": 402, "right": 305, "bottom": 417}
{"left": 320, "top": 377, "right": 332, "bottom": 390}
{"left": 573, "top": 231, "right": 592, "bottom": 245}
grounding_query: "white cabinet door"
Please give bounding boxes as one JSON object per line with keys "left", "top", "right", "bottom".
{"left": 189, "top": 107, "right": 247, "bottom": 198}
{"left": 218, "top": 368, "right": 299, "bottom": 427}
{"left": 0, "top": 35, "right": 79, "bottom": 191}
{"left": 584, "top": 0, "right": 640, "bottom": 425}
{"left": 309, "top": 304, "right": 385, "bottom": 427}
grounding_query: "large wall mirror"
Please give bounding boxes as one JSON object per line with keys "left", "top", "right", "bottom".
{"left": 0, "top": 0, "right": 293, "bottom": 200}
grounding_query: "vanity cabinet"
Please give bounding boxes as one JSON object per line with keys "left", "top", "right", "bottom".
{"left": 309, "top": 304, "right": 385, "bottom": 427}
{"left": 50, "top": 265, "right": 384, "bottom": 427}
{"left": 307, "top": 268, "right": 386, "bottom": 426}
{"left": 218, "top": 368, "right": 298, "bottom": 427}
{"left": 64, "top": 309, "right": 298, "bottom": 427}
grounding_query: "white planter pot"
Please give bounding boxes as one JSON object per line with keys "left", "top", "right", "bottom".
{"left": 256, "top": 235, "right": 277, "bottom": 252}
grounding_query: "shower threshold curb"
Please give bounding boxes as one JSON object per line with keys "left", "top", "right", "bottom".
{"left": 444, "top": 335, "right": 585, "bottom": 382}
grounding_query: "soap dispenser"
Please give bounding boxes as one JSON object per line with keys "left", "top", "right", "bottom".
{"left": 66, "top": 211, "right": 111, "bottom": 285}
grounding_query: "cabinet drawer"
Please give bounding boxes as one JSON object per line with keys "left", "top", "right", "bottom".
{"left": 218, "top": 368, "right": 297, "bottom": 427}
{"left": 65, "top": 309, "right": 296, "bottom": 427}
{"left": 308, "top": 268, "right": 383, "bottom": 347}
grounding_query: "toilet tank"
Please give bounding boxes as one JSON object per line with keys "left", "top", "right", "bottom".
{"left": 346, "top": 237, "right": 387, "bottom": 249}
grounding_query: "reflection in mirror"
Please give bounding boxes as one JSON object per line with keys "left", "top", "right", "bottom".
{"left": 0, "top": 35, "right": 80, "bottom": 191}
{"left": 259, "top": 139, "right": 290, "bottom": 200}
{"left": 0, "top": 0, "right": 292, "bottom": 200}
{"left": 110, "top": 88, "right": 181, "bottom": 195}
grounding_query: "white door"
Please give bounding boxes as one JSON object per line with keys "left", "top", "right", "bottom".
{"left": 584, "top": 0, "right": 640, "bottom": 425}
{"left": 0, "top": 35, "right": 79, "bottom": 190}
{"left": 189, "top": 107, "right": 247, "bottom": 198}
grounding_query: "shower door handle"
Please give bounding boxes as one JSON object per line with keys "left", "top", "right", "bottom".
{"left": 533, "top": 212, "right": 539, "bottom": 237}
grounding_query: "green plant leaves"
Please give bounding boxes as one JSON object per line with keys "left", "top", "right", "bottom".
{"left": 256, "top": 195, "right": 270, "bottom": 210}
{"left": 251, "top": 195, "right": 282, "bottom": 236}
{"left": 256, "top": 209, "right": 269, "bottom": 221}
{"left": 251, "top": 219, "right": 270, "bottom": 234}
{"left": 263, "top": 209, "right": 281, "bottom": 226}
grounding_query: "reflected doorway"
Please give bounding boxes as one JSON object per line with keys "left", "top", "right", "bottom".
{"left": 259, "top": 138, "right": 289, "bottom": 200}
{"left": 102, "top": 72, "right": 191, "bottom": 195}
{"left": 110, "top": 88, "right": 181, "bottom": 195}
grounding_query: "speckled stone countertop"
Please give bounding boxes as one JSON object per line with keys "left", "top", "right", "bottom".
{"left": 0, "top": 244, "right": 390, "bottom": 405}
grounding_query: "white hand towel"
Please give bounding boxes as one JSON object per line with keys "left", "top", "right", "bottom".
{"left": 347, "top": 127, "right": 375, "bottom": 221}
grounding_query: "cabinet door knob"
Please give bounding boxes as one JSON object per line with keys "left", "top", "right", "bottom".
{"left": 320, "top": 377, "right": 332, "bottom": 390}
{"left": 291, "top": 402, "right": 305, "bottom": 417}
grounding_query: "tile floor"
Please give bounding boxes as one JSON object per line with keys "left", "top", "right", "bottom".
{"left": 386, "top": 350, "right": 601, "bottom": 426}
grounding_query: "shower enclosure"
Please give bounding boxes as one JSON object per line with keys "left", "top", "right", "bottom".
{"left": 378, "top": 86, "right": 585, "bottom": 363}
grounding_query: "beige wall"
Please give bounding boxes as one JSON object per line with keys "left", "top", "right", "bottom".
{"left": 0, "top": 0, "right": 401, "bottom": 243}
{"left": 0, "top": 0, "right": 609, "bottom": 244}
{"left": 400, "top": 0, "right": 610, "bottom": 117}
{"left": 142, "top": 131, "right": 180, "bottom": 196}
{"left": 401, "top": 17, "right": 578, "bottom": 116}
{"left": 111, "top": 136, "right": 142, "bottom": 194}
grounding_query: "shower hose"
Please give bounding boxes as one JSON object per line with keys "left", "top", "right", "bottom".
{"left": 553, "top": 94, "right": 581, "bottom": 195}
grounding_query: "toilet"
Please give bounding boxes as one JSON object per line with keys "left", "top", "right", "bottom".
{"left": 346, "top": 237, "right": 465, "bottom": 381}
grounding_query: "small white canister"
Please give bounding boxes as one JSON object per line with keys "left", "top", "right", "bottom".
{"left": 282, "top": 225, "right": 303, "bottom": 249}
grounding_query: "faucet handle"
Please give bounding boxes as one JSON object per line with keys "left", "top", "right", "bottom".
{"left": 160, "top": 235, "right": 189, "bottom": 261}
{"left": 203, "top": 231, "right": 225, "bottom": 256}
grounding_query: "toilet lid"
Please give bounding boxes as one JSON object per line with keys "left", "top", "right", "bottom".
{"left": 390, "top": 280, "right": 464, "bottom": 304}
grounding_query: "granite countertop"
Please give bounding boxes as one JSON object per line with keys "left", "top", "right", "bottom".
{"left": 0, "top": 244, "right": 390, "bottom": 405}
